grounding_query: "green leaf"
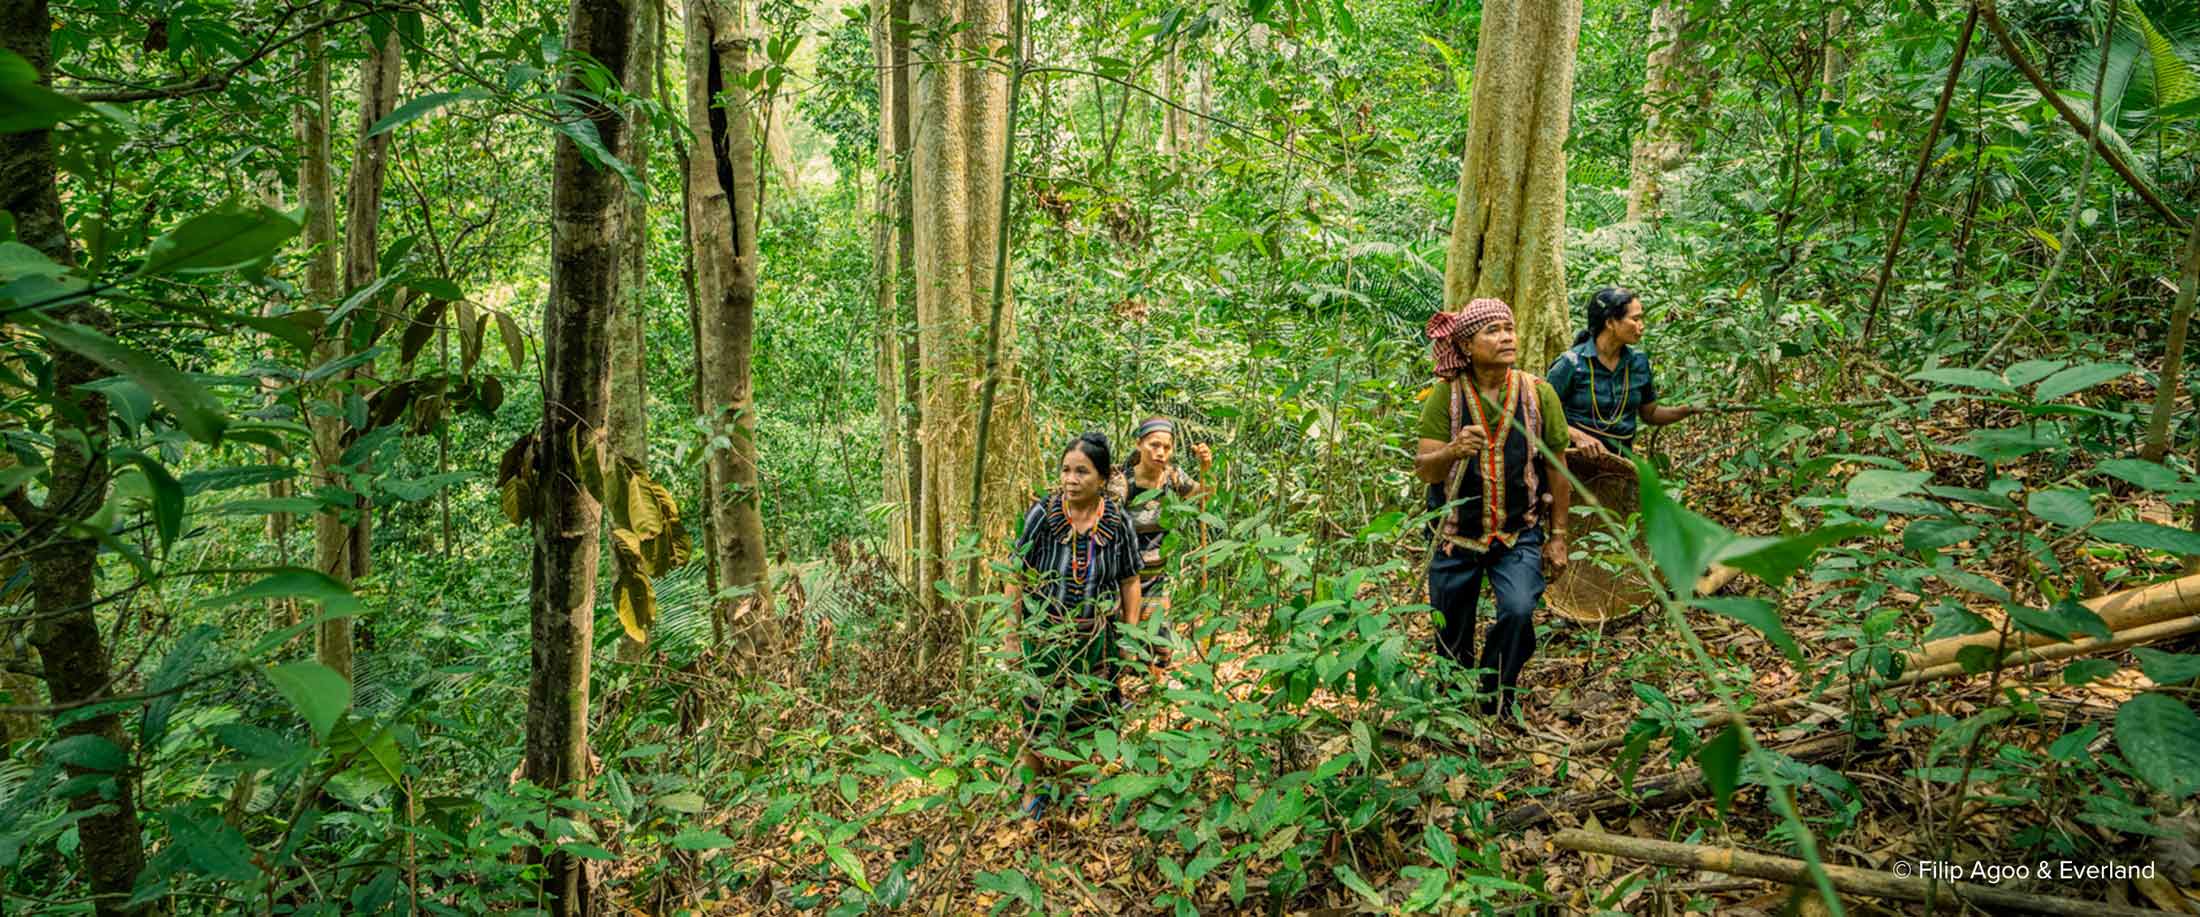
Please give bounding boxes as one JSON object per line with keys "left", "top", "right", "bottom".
{"left": 826, "top": 845, "right": 872, "bottom": 893}
{"left": 1331, "top": 864, "right": 1384, "bottom": 908}
{"left": 0, "top": 241, "right": 65, "bottom": 282}
{"left": 1903, "top": 519, "right": 1978, "bottom": 552}
{"left": 1637, "top": 457, "right": 1732, "bottom": 598}
{"left": 654, "top": 792, "right": 707, "bottom": 814}
{"left": 1957, "top": 644, "right": 2002, "bottom": 674}
{"left": 328, "top": 715, "right": 402, "bottom": 786}
{"left": 1422, "top": 823, "right": 1457, "bottom": 870}
{"left": 552, "top": 108, "right": 643, "bottom": 199}
{"left": 669, "top": 828, "right": 737, "bottom": 850}
{"left": 2003, "top": 598, "right": 2112, "bottom": 644}
{"left": 1693, "top": 597, "right": 1800, "bottom": 663}
{"left": 2063, "top": 658, "right": 2119, "bottom": 686}
{"left": 1093, "top": 773, "right": 1164, "bottom": 801}
{"left": 139, "top": 205, "right": 301, "bottom": 276}
{"left": 204, "top": 568, "right": 363, "bottom": 619}
{"left": 0, "top": 51, "right": 92, "bottom": 132}
{"left": 45, "top": 734, "right": 126, "bottom": 772}
{"left": 2115, "top": 693, "right": 2200, "bottom": 798}
{"left": 265, "top": 660, "right": 351, "bottom": 741}
{"left": 1698, "top": 724, "right": 1742, "bottom": 814}
{"left": 2033, "top": 362, "right": 2131, "bottom": 403}
{"left": 2094, "top": 521, "right": 2200, "bottom": 556}
{"left": 2003, "top": 359, "right": 2068, "bottom": 387}
{"left": 367, "top": 88, "right": 491, "bottom": 137}
{"left": 2025, "top": 489, "right": 2095, "bottom": 528}
{"left": 1846, "top": 469, "right": 1933, "bottom": 510}
{"left": 119, "top": 450, "right": 184, "bottom": 551}
{"left": 19, "top": 315, "right": 228, "bottom": 444}
{"left": 1714, "top": 524, "right": 1876, "bottom": 587}
{"left": 140, "top": 625, "right": 219, "bottom": 748}
{"left": 1909, "top": 367, "right": 2012, "bottom": 393}
{"left": 165, "top": 811, "right": 260, "bottom": 882}
{"left": 2099, "top": 459, "right": 2180, "bottom": 492}
{"left": 2134, "top": 649, "right": 2200, "bottom": 686}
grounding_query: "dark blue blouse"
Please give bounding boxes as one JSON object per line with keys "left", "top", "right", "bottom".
{"left": 1546, "top": 340, "right": 1659, "bottom": 452}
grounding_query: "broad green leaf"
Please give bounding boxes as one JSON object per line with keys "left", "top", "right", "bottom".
{"left": 139, "top": 205, "right": 301, "bottom": 276}
{"left": 204, "top": 569, "right": 363, "bottom": 619}
{"left": 2094, "top": 521, "right": 2200, "bottom": 556}
{"left": 140, "top": 625, "right": 219, "bottom": 748}
{"left": 1093, "top": 773, "right": 1165, "bottom": 801}
{"left": 1846, "top": 469, "right": 1932, "bottom": 509}
{"left": 1637, "top": 457, "right": 1732, "bottom": 598}
{"left": 2115, "top": 693, "right": 2200, "bottom": 798}
{"left": 1909, "top": 367, "right": 2012, "bottom": 393}
{"left": 265, "top": 660, "right": 352, "bottom": 741}
{"left": 2033, "top": 362, "right": 2131, "bottom": 403}
{"left": 328, "top": 716, "right": 402, "bottom": 786}
{"left": 2025, "top": 489, "right": 2095, "bottom": 528}
{"left": 2063, "top": 658, "right": 2119, "bottom": 686}
{"left": 669, "top": 828, "right": 736, "bottom": 850}
{"left": 0, "top": 51, "right": 92, "bottom": 132}
{"left": 2134, "top": 649, "right": 2200, "bottom": 686}
{"left": 45, "top": 734, "right": 126, "bottom": 772}
{"left": 1903, "top": 519, "right": 1978, "bottom": 552}
{"left": 1693, "top": 597, "right": 1800, "bottom": 663}
{"left": 655, "top": 792, "right": 707, "bottom": 813}
{"left": 2098, "top": 459, "right": 2179, "bottom": 492}
{"left": 1331, "top": 864, "right": 1384, "bottom": 908}
{"left": 1714, "top": 524, "right": 1876, "bottom": 586}
{"left": 0, "top": 241, "right": 64, "bottom": 282}
{"left": 2002, "top": 599, "right": 2111, "bottom": 644}
{"left": 164, "top": 811, "right": 259, "bottom": 882}
{"left": 552, "top": 109, "right": 643, "bottom": 199}
{"left": 1699, "top": 724, "right": 1742, "bottom": 814}
{"left": 119, "top": 451, "right": 184, "bottom": 551}
{"left": 2003, "top": 359, "right": 2068, "bottom": 387}
{"left": 826, "top": 845, "right": 871, "bottom": 893}
{"left": 1422, "top": 823, "right": 1457, "bottom": 870}
{"left": 367, "top": 88, "right": 491, "bottom": 137}
{"left": 19, "top": 315, "right": 228, "bottom": 443}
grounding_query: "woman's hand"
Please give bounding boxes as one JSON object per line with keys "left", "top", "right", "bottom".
{"left": 1568, "top": 427, "right": 1609, "bottom": 458}
{"left": 1544, "top": 533, "right": 1569, "bottom": 578}
{"left": 1191, "top": 443, "right": 1213, "bottom": 469}
{"left": 1448, "top": 425, "right": 1487, "bottom": 460}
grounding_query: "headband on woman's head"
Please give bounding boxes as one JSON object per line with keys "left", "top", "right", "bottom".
{"left": 1133, "top": 417, "right": 1176, "bottom": 442}
{"left": 1428, "top": 298, "right": 1514, "bottom": 378}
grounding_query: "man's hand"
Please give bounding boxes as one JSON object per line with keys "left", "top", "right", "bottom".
{"left": 1448, "top": 425, "right": 1487, "bottom": 460}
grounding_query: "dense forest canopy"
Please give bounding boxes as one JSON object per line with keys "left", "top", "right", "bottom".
{"left": 2, "top": 0, "right": 2199, "bottom": 913}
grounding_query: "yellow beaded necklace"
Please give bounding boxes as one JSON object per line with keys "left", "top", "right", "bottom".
{"left": 1587, "top": 349, "right": 1630, "bottom": 427}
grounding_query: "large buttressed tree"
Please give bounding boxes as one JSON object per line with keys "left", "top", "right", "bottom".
{"left": 908, "top": 0, "right": 1031, "bottom": 606}
{"left": 1441, "top": 0, "right": 1582, "bottom": 371}
{"left": 526, "top": 0, "right": 633, "bottom": 908}
{"left": 686, "top": 0, "right": 775, "bottom": 663}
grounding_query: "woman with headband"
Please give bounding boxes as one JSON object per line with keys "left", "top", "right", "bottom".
{"left": 1110, "top": 417, "right": 1212, "bottom": 664}
{"left": 1546, "top": 286, "right": 1704, "bottom": 456}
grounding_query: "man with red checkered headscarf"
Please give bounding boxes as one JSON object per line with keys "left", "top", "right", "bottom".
{"left": 1412, "top": 298, "right": 1573, "bottom": 725}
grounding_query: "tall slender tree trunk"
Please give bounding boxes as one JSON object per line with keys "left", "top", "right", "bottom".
{"left": 610, "top": 1, "right": 657, "bottom": 464}
{"left": 2143, "top": 219, "right": 2200, "bottom": 463}
{"left": 1625, "top": 0, "right": 1699, "bottom": 223}
{"left": 687, "top": 0, "right": 774, "bottom": 664}
{"left": 526, "top": 0, "right": 634, "bottom": 911}
{"left": 313, "top": 24, "right": 399, "bottom": 682}
{"left": 1819, "top": 8, "right": 1850, "bottom": 115}
{"left": 1158, "top": 45, "right": 1186, "bottom": 155}
{"left": 1, "top": 1, "right": 149, "bottom": 909}
{"left": 909, "top": 0, "right": 1032, "bottom": 620}
{"left": 1443, "top": 0, "right": 1582, "bottom": 371}
{"left": 892, "top": 0, "right": 924, "bottom": 583}
{"left": 869, "top": 0, "right": 907, "bottom": 564}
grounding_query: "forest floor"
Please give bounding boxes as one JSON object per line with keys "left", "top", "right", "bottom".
{"left": 689, "top": 408, "right": 2200, "bottom": 916}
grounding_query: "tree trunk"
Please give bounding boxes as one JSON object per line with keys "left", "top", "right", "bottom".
{"left": 1625, "top": 0, "right": 1698, "bottom": 223}
{"left": 526, "top": 0, "right": 634, "bottom": 912}
{"left": 609, "top": 0, "right": 656, "bottom": 464}
{"left": 1443, "top": 0, "right": 1582, "bottom": 371}
{"left": 909, "top": 0, "right": 1032, "bottom": 619}
{"left": 313, "top": 24, "right": 399, "bottom": 682}
{"left": 891, "top": 0, "right": 925, "bottom": 582}
{"left": 869, "top": 0, "right": 908, "bottom": 565}
{"left": 687, "top": 0, "right": 775, "bottom": 664}
{"left": 2141, "top": 218, "right": 2200, "bottom": 462}
{"left": 1818, "top": 8, "right": 1850, "bottom": 115}
{"left": 1158, "top": 45, "right": 1185, "bottom": 155}
{"left": 1, "top": 1, "right": 150, "bottom": 909}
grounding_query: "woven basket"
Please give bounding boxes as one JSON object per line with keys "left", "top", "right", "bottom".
{"left": 1547, "top": 452, "right": 1654, "bottom": 624}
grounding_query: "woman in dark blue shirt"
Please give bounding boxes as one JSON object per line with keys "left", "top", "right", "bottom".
{"left": 1545, "top": 287, "right": 1703, "bottom": 455}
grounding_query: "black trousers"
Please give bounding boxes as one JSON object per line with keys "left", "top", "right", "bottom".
{"left": 1427, "top": 526, "right": 1545, "bottom": 715}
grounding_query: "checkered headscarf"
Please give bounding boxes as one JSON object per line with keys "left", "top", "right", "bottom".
{"left": 1426, "top": 298, "right": 1514, "bottom": 379}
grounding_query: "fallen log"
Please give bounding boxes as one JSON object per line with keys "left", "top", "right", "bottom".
{"left": 1498, "top": 733, "right": 1864, "bottom": 832}
{"left": 1549, "top": 828, "right": 2181, "bottom": 917}
{"left": 1894, "top": 614, "right": 2200, "bottom": 688}
{"left": 1906, "top": 572, "right": 2200, "bottom": 672}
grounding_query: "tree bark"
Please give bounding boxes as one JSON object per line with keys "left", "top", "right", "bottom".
{"left": 1818, "top": 8, "right": 1850, "bottom": 115}
{"left": 885, "top": 0, "right": 926, "bottom": 580}
{"left": 869, "top": 0, "right": 909, "bottom": 566}
{"left": 314, "top": 23, "right": 399, "bottom": 682}
{"left": 526, "top": 0, "right": 634, "bottom": 910}
{"left": 2142, "top": 219, "right": 2200, "bottom": 462}
{"left": 909, "top": 0, "right": 1032, "bottom": 622}
{"left": 0, "top": 1, "right": 149, "bottom": 909}
{"left": 687, "top": 0, "right": 775, "bottom": 664}
{"left": 1442, "top": 0, "right": 1582, "bottom": 372}
{"left": 609, "top": 0, "right": 656, "bottom": 464}
{"left": 1625, "top": 0, "right": 1695, "bottom": 223}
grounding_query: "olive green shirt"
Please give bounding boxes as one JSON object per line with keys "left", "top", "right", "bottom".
{"left": 1416, "top": 375, "right": 1570, "bottom": 458}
